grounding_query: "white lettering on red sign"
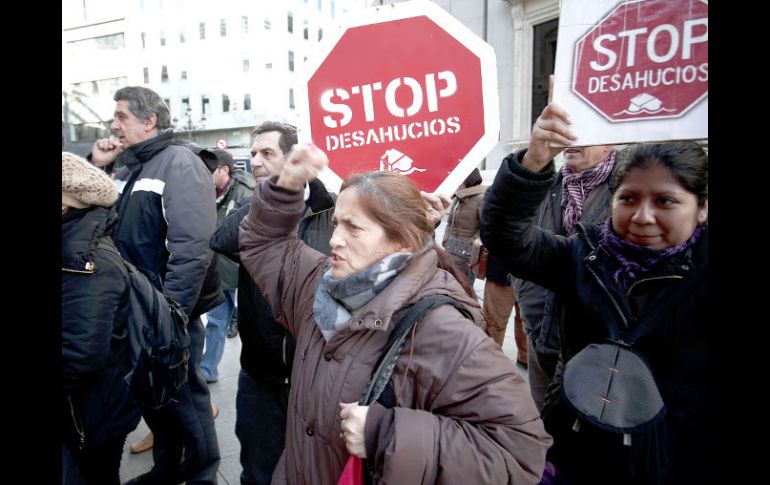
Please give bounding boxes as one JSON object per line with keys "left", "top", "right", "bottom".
{"left": 320, "top": 71, "right": 458, "bottom": 128}
{"left": 585, "top": 18, "right": 707, "bottom": 95}
{"left": 589, "top": 19, "right": 708, "bottom": 70}
{"left": 324, "top": 116, "right": 461, "bottom": 151}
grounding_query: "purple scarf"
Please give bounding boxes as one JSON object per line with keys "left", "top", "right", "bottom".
{"left": 600, "top": 218, "right": 703, "bottom": 293}
{"left": 561, "top": 151, "right": 616, "bottom": 235}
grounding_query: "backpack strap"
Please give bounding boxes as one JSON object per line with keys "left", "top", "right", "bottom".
{"left": 359, "top": 294, "right": 472, "bottom": 407}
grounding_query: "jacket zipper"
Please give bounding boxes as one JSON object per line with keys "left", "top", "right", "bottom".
{"left": 62, "top": 267, "right": 94, "bottom": 274}
{"left": 67, "top": 395, "right": 86, "bottom": 450}
{"left": 626, "top": 275, "right": 684, "bottom": 297}
{"left": 585, "top": 260, "right": 630, "bottom": 331}
{"left": 282, "top": 335, "right": 290, "bottom": 384}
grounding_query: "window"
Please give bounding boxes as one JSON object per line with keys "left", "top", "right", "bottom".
{"left": 202, "top": 96, "right": 209, "bottom": 115}
{"left": 181, "top": 70, "right": 188, "bottom": 80}
{"left": 179, "top": 29, "right": 185, "bottom": 43}
{"left": 318, "top": 28, "right": 323, "bottom": 41}
{"left": 243, "top": 59, "right": 250, "bottom": 72}
{"left": 265, "top": 62, "right": 273, "bottom": 69}
{"left": 160, "top": 30, "right": 166, "bottom": 46}
{"left": 318, "top": 0, "right": 322, "bottom": 12}
{"left": 289, "top": 88, "right": 295, "bottom": 109}
{"left": 220, "top": 19, "right": 227, "bottom": 37}
{"left": 182, "top": 96, "right": 190, "bottom": 112}
{"left": 143, "top": 67, "right": 149, "bottom": 84}
{"left": 303, "top": 20, "right": 309, "bottom": 40}
{"left": 141, "top": 32, "right": 146, "bottom": 48}
{"left": 163, "top": 98, "right": 171, "bottom": 111}
{"left": 241, "top": 16, "right": 249, "bottom": 33}
{"left": 222, "top": 94, "right": 230, "bottom": 112}
{"left": 288, "top": 50, "right": 294, "bottom": 71}
{"left": 199, "top": 22, "right": 206, "bottom": 39}
{"left": 264, "top": 18, "right": 271, "bottom": 30}
{"left": 287, "top": 12, "right": 293, "bottom": 33}
{"left": 331, "top": 0, "right": 335, "bottom": 18}
{"left": 244, "top": 94, "right": 251, "bottom": 110}
{"left": 68, "top": 33, "right": 125, "bottom": 50}
{"left": 161, "top": 65, "right": 168, "bottom": 82}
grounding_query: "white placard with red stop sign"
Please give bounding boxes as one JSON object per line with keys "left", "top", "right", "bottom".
{"left": 215, "top": 137, "right": 228, "bottom": 150}
{"left": 297, "top": 0, "right": 499, "bottom": 194}
{"left": 551, "top": 0, "right": 708, "bottom": 147}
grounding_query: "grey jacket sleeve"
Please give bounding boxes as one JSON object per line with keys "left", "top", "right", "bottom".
{"left": 161, "top": 148, "right": 217, "bottom": 316}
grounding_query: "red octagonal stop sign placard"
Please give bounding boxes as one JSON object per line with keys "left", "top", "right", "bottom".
{"left": 573, "top": 0, "right": 708, "bottom": 122}
{"left": 299, "top": 0, "right": 499, "bottom": 194}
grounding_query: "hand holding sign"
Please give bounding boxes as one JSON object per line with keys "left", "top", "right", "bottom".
{"left": 523, "top": 103, "right": 577, "bottom": 173}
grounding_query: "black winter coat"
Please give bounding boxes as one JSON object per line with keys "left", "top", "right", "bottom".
{"left": 215, "top": 170, "right": 257, "bottom": 289}
{"left": 507, "top": 151, "right": 615, "bottom": 358}
{"left": 62, "top": 207, "right": 141, "bottom": 449}
{"left": 210, "top": 179, "right": 335, "bottom": 383}
{"left": 480, "top": 155, "right": 708, "bottom": 484}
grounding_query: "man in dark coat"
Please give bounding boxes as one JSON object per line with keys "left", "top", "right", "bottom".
{"left": 200, "top": 148, "right": 256, "bottom": 383}
{"left": 210, "top": 121, "right": 335, "bottom": 485}
{"left": 90, "top": 86, "right": 221, "bottom": 484}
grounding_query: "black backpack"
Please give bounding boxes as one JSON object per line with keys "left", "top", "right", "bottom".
{"left": 99, "top": 242, "right": 191, "bottom": 410}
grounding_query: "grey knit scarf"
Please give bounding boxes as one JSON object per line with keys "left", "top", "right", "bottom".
{"left": 313, "top": 240, "right": 433, "bottom": 341}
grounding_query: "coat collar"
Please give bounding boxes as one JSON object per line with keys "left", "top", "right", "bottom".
{"left": 454, "top": 184, "right": 486, "bottom": 200}
{"left": 340, "top": 249, "right": 484, "bottom": 335}
{"left": 116, "top": 129, "right": 175, "bottom": 169}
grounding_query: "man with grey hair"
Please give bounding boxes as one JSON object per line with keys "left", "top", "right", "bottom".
{"left": 91, "top": 85, "right": 221, "bottom": 484}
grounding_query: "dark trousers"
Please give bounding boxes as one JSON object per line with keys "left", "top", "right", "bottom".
{"left": 67, "top": 435, "right": 126, "bottom": 485}
{"left": 143, "top": 316, "right": 220, "bottom": 484}
{"left": 527, "top": 335, "right": 559, "bottom": 412}
{"left": 235, "top": 370, "right": 290, "bottom": 485}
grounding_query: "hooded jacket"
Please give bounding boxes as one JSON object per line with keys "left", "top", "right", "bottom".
{"left": 111, "top": 129, "right": 222, "bottom": 318}
{"left": 239, "top": 178, "right": 552, "bottom": 485}
{"left": 62, "top": 206, "right": 141, "bottom": 449}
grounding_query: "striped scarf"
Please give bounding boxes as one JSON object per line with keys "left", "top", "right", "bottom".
{"left": 600, "top": 218, "right": 703, "bottom": 293}
{"left": 561, "top": 151, "right": 616, "bottom": 235}
{"left": 312, "top": 240, "right": 433, "bottom": 341}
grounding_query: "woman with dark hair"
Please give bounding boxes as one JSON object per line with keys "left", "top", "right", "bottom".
{"left": 239, "top": 145, "right": 551, "bottom": 484}
{"left": 481, "top": 103, "right": 708, "bottom": 484}
{"left": 442, "top": 167, "right": 486, "bottom": 285}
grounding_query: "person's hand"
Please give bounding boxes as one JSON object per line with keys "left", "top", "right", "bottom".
{"left": 277, "top": 143, "right": 329, "bottom": 191}
{"left": 522, "top": 102, "right": 577, "bottom": 172}
{"left": 339, "top": 402, "right": 369, "bottom": 459}
{"left": 420, "top": 191, "right": 451, "bottom": 226}
{"left": 91, "top": 136, "right": 123, "bottom": 167}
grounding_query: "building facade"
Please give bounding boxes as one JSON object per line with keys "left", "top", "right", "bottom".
{"left": 62, "top": 0, "right": 369, "bottom": 156}
{"left": 63, "top": 0, "right": 561, "bottom": 172}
